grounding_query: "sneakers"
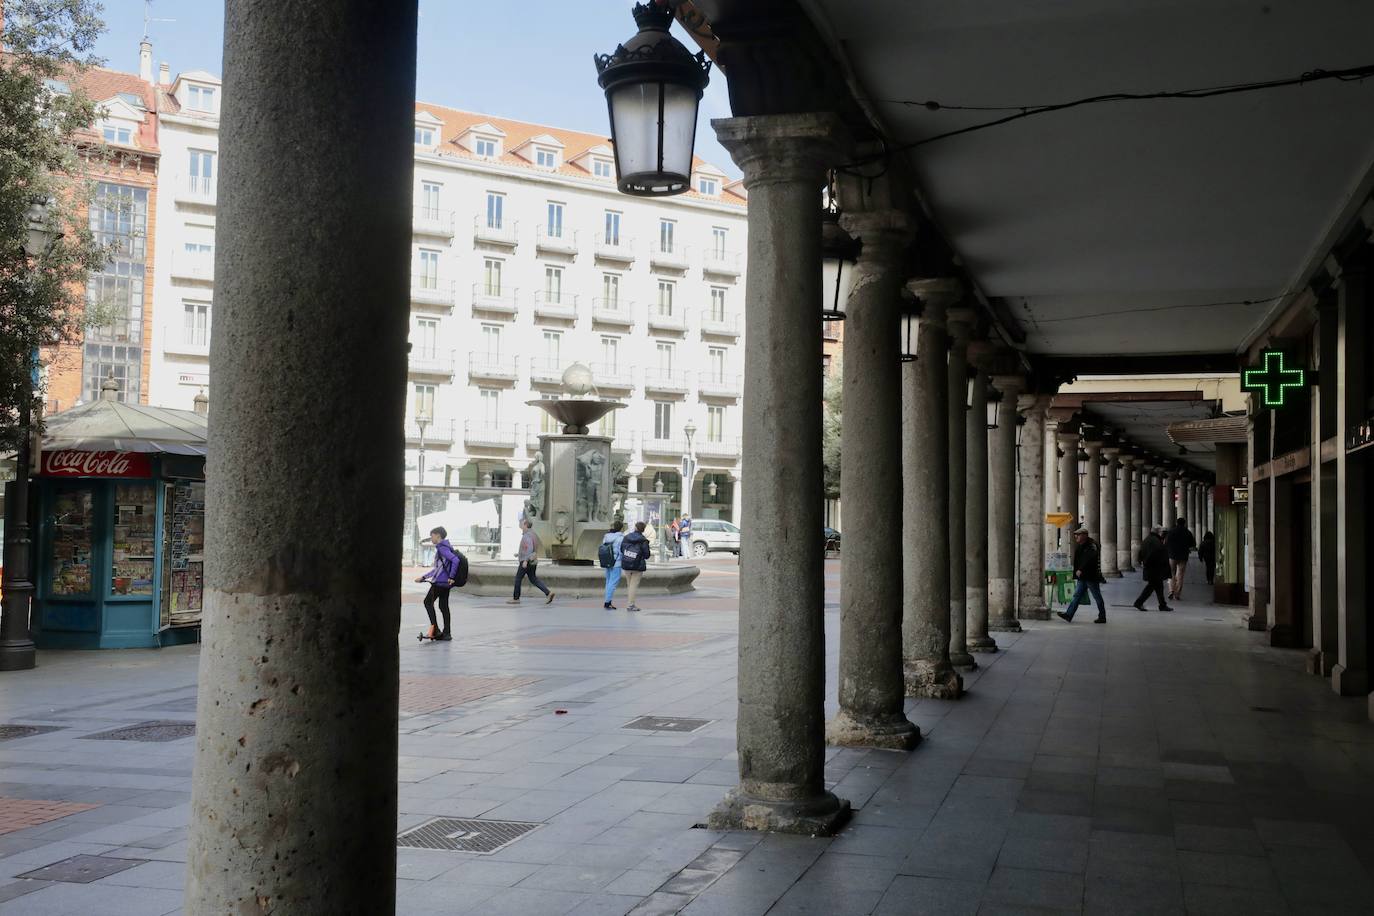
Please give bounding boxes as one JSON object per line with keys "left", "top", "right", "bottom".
{"left": 627, "top": 604, "right": 640, "bottom": 612}
{"left": 1056, "top": 612, "right": 1072, "bottom": 622}
{"left": 505, "top": 598, "right": 520, "bottom": 605}
{"left": 437, "top": 632, "right": 452, "bottom": 641}
{"left": 1094, "top": 617, "right": 1106, "bottom": 624}
{"left": 1160, "top": 605, "right": 1174, "bottom": 612}
{"left": 545, "top": 592, "right": 556, "bottom": 605}
{"left": 604, "top": 602, "right": 616, "bottom": 610}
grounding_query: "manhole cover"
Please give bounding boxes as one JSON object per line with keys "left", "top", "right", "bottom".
{"left": 80, "top": 721, "right": 195, "bottom": 742}
{"left": 16, "top": 855, "right": 146, "bottom": 884}
{"left": 0, "top": 725, "right": 61, "bottom": 741}
{"left": 396, "top": 818, "right": 541, "bottom": 854}
{"left": 623, "top": 715, "right": 711, "bottom": 733}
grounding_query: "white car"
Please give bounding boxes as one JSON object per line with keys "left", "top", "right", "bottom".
{"left": 687, "top": 519, "right": 741, "bottom": 557}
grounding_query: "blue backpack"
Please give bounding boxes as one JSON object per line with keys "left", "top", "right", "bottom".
{"left": 598, "top": 540, "right": 617, "bottom": 569}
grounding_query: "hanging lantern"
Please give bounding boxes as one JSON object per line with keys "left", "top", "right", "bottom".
{"left": 899, "top": 296, "right": 921, "bottom": 362}
{"left": 1015, "top": 413, "right": 1028, "bottom": 447}
{"left": 985, "top": 389, "right": 1001, "bottom": 430}
{"left": 820, "top": 171, "right": 860, "bottom": 320}
{"left": 707, "top": 476, "right": 718, "bottom": 499}
{"left": 594, "top": 2, "right": 712, "bottom": 197}
{"left": 965, "top": 369, "right": 977, "bottom": 411}
{"left": 1077, "top": 449, "right": 1089, "bottom": 479}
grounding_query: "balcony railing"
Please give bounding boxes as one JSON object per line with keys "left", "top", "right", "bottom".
{"left": 163, "top": 323, "right": 210, "bottom": 358}
{"left": 533, "top": 291, "right": 578, "bottom": 321}
{"left": 700, "top": 312, "right": 740, "bottom": 338}
{"left": 170, "top": 250, "right": 214, "bottom": 283}
{"left": 405, "top": 418, "right": 454, "bottom": 444}
{"left": 413, "top": 206, "right": 455, "bottom": 238}
{"left": 650, "top": 244, "right": 689, "bottom": 271}
{"left": 470, "top": 283, "right": 518, "bottom": 316}
{"left": 641, "top": 436, "right": 686, "bottom": 456}
{"left": 696, "top": 437, "right": 742, "bottom": 459}
{"left": 535, "top": 227, "right": 578, "bottom": 255}
{"left": 702, "top": 248, "right": 742, "bottom": 277}
{"left": 467, "top": 353, "right": 518, "bottom": 381}
{"left": 408, "top": 348, "right": 454, "bottom": 377}
{"left": 646, "top": 307, "right": 687, "bottom": 333}
{"left": 410, "top": 276, "right": 455, "bottom": 310}
{"left": 698, "top": 372, "right": 742, "bottom": 398}
{"left": 594, "top": 235, "right": 635, "bottom": 262}
{"left": 529, "top": 357, "right": 567, "bottom": 385}
{"left": 590, "top": 362, "right": 634, "bottom": 391}
{"left": 174, "top": 174, "right": 216, "bottom": 206}
{"left": 473, "top": 216, "right": 518, "bottom": 247}
{"left": 643, "top": 368, "right": 690, "bottom": 394}
{"left": 463, "top": 421, "right": 518, "bottom": 448}
{"left": 591, "top": 298, "right": 635, "bottom": 327}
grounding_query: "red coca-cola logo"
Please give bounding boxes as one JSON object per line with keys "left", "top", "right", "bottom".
{"left": 40, "top": 450, "right": 151, "bottom": 478}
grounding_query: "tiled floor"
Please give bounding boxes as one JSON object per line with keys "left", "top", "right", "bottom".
{"left": 0, "top": 558, "right": 1371, "bottom": 914}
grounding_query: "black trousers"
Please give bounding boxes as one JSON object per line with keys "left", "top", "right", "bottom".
{"left": 1204, "top": 559, "right": 1215, "bottom": 584}
{"left": 1135, "top": 579, "right": 1168, "bottom": 610}
{"left": 424, "top": 584, "right": 451, "bottom": 634}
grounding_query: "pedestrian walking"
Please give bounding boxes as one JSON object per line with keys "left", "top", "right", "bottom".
{"left": 1165, "top": 517, "right": 1196, "bottom": 600}
{"left": 1056, "top": 527, "right": 1107, "bottom": 623}
{"left": 679, "top": 513, "right": 692, "bottom": 558}
{"left": 416, "top": 526, "right": 464, "bottom": 640}
{"left": 619, "top": 520, "right": 650, "bottom": 612}
{"left": 1198, "top": 531, "right": 1216, "bottom": 585}
{"left": 599, "top": 521, "right": 625, "bottom": 609}
{"left": 1133, "top": 528, "right": 1173, "bottom": 612}
{"left": 669, "top": 517, "right": 681, "bottom": 558}
{"left": 509, "top": 519, "right": 554, "bottom": 605}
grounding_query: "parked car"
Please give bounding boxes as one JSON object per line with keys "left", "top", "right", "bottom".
{"left": 823, "top": 527, "right": 841, "bottom": 553}
{"left": 689, "top": 519, "right": 741, "bottom": 557}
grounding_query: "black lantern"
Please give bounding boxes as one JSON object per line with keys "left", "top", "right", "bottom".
{"left": 899, "top": 296, "right": 922, "bottom": 362}
{"left": 1077, "top": 449, "right": 1088, "bottom": 480}
{"left": 965, "top": 368, "right": 977, "bottom": 411}
{"left": 986, "top": 389, "right": 1001, "bottom": 430}
{"left": 1015, "top": 412, "right": 1028, "bottom": 447}
{"left": 820, "top": 180, "right": 860, "bottom": 321}
{"left": 594, "top": 2, "right": 711, "bottom": 197}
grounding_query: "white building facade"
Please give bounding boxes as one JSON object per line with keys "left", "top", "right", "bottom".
{"left": 149, "top": 86, "right": 749, "bottom": 525}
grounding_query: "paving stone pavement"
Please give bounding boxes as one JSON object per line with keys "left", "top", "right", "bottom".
{"left": 0, "top": 558, "right": 1372, "bottom": 914}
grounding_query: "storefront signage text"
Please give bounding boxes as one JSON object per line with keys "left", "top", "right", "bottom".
{"left": 40, "top": 450, "right": 152, "bottom": 478}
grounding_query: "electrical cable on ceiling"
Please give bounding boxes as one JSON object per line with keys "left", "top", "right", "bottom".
{"left": 1026, "top": 295, "right": 1282, "bottom": 324}
{"left": 856, "top": 63, "right": 1374, "bottom": 157}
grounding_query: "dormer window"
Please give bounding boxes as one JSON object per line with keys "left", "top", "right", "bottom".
{"left": 535, "top": 147, "right": 558, "bottom": 169}
{"left": 103, "top": 124, "right": 133, "bottom": 145}
{"left": 698, "top": 177, "right": 719, "bottom": 196}
{"left": 593, "top": 158, "right": 613, "bottom": 179}
{"left": 475, "top": 137, "right": 497, "bottom": 158}
{"left": 415, "top": 126, "right": 435, "bottom": 145}
{"left": 187, "top": 84, "right": 215, "bottom": 112}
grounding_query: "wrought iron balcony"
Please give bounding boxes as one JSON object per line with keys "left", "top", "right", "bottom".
{"left": 591, "top": 298, "right": 635, "bottom": 327}
{"left": 463, "top": 421, "right": 518, "bottom": 449}
{"left": 646, "top": 307, "right": 687, "bottom": 333}
{"left": 529, "top": 357, "right": 567, "bottom": 385}
{"left": 696, "top": 437, "right": 742, "bottom": 459}
{"left": 405, "top": 418, "right": 454, "bottom": 444}
{"left": 533, "top": 291, "right": 578, "bottom": 321}
{"left": 408, "top": 348, "right": 455, "bottom": 377}
{"left": 410, "top": 276, "right": 456, "bottom": 310}
{"left": 174, "top": 173, "right": 216, "bottom": 206}
{"left": 467, "top": 353, "right": 518, "bottom": 381}
{"left": 699, "top": 312, "right": 740, "bottom": 339}
{"left": 470, "top": 283, "right": 518, "bottom": 316}
{"left": 643, "top": 368, "right": 690, "bottom": 394}
{"left": 413, "top": 206, "right": 455, "bottom": 238}
{"left": 640, "top": 436, "right": 686, "bottom": 456}
{"left": 170, "top": 249, "right": 215, "bottom": 283}
{"left": 473, "top": 215, "right": 518, "bottom": 247}
{"left": 594, "top": 234, "right": 635, "bottom": 262}
{"left": 535, "top": 226, "right": 578, "bottom": 255}
{"left": 698, "top": 372, "right": 742, "bottom": 399}
{"left": 650, "top": 244, "right": 689, "bottom": 271}
{"left": 590, "top": 362, "right": 634, "bottom": 391}
{"left": 702, "top": 248, "right": 741, "bottom": 277}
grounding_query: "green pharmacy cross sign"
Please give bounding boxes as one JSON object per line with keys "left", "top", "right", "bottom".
{"left": 1243, "top": 349, "right": 1307, "bottom": 408}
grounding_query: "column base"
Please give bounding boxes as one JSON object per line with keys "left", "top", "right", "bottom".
{"left": 1331, "top": 664, "right": 1369, "bottom": 697}
{"left": 707, "top": 787, "right": 851, "bottom": 836}
{"left": 1104, "top": 571, "right": 1122, "bottom": 579}
{"left": 968, "top": 635, "right": 999, "bottom": 653}
{"left": 904, "top": 659, "right": 963, "bottom": 699}
{"left": 1245, "top": 614, "right": 1267, "bottom": 632}
{"left": 826, "top": 710, "right": 921, "bottom": 751}
{"left": 988, "top": 618, "right": 1022, "bottom": 633}
{"left": 0, "top": 642, "right": 37, "bottom": 672}
{"left": 1306, "top": 649, "right": 1335, "bottom": 677}
{"left": 1018, "top": 606, "right": 1050, "bottom": 621}
{"left": 950, "top": 650, "right": 978, "bottom": 670}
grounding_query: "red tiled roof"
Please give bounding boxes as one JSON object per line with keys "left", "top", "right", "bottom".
{"left": 414, "top": 102, "right": 745, "bottom": 207}
{"left": 60, "top": 63, "right": 159, "bottom": 154}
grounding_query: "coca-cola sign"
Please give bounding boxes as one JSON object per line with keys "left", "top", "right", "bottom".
{"left": 40, "top": 450, "right": 152, "bottom": 478}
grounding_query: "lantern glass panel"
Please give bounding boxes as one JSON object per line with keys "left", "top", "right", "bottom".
{"left": 609, "top": 82, "right": 697, "bottom": 195}
{"left": 821, "top": 256, "right": 855, "bottom": 320}
{"left": 986, "top": 396, "right": 999, "bottom": 429}
{"left": 899, "top": 310, "right": 919, "bottom": 361}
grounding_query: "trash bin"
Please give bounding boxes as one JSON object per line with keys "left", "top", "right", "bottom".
{"left": 1044, "top": 569, "right": 1075, "bottom": 608}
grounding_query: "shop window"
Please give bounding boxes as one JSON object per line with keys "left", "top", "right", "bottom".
{"left": 48, "top": 489, "right": 94, "bottom": 595}
{"left": 111, "top": 483, "right": 157, "bottom": 596}
{"left": 162, "top": 480, "right": 206, "bottom": 627}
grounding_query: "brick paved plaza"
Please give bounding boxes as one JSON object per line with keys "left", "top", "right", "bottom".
{"left": 1, "top": 559, "right": 1372, "bottom": 914}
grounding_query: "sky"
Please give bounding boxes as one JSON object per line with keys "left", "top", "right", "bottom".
{"left": 91, "top": 0, "right": 741, "bottom": 178}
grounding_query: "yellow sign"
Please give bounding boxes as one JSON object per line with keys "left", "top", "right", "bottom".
{"left": 1045, "top": 512, "right": 1075, "bottom": 528}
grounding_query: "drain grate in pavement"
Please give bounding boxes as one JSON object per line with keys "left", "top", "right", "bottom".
{"left": 624, "top": 715, "right": 712, "bottom": 733}
{"left": 0, "top": 725, "right": 62, "bottom": 741}
{"left": 80, "top": 721, "right": 195, "bottom": 742}
{"left": 397, "top": 817, "right": 541, "bottom": 854}
{"left": 16, "top": 854, "right": 146, "bottom": 884}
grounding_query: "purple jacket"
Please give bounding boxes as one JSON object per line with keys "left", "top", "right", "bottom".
{"left": 422, "top": 539, "right": 461, "bottom": 587}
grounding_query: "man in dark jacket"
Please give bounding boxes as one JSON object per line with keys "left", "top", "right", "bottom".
{"left": 1057, "top": 527, "right": 1107, "bottom": 623}
{"left": 1165, "top": 517, "right": 1197, "bottom": 600}
{"left": 619, "top": 521, "right": 651, "bottom": 612}
{"left": 1134, "top": 528, "right": 1173, "bottom": 612}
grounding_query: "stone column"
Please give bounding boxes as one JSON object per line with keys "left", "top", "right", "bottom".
{"left": 185, "top": 3, "right": 417, "bottom": 911}
{"left": 1101, "top": 447, "right": 1121, "bottom": 577}
{"left": 708, "top": 113, "right": 849, "bottom": 835}
{"left": 1148, "top": 469, "right": 1161, "bottom": 529}
{"left": 1083, "top": 437, "right": 1102, "bottom": 541}
{"left": 1057, "top": 427, "right": 1080, "bottom": 523}
{"left": 946, "top": 312, "right": 977, "bottom": 670}
{"left": 1131, "top": 458, "right": 1146, "bottom": 552}
{"left": 903, "top": 281, "right": 962, "bottom": 698}
{"left": 1331, "top": 244, "right": 1369, "bottom": 698}
{"left": 827, "top": 209, "right": 919, "bottom": 751}
{"left": 1117, "top": 455, "right": 1135, "bottom": 572}
{"left": 988, "top": 376, "right": 1024, "bottom": 631}
{"left": 1017, "top": 397, "right": 1051, "bottom": 621}
{"left": 730, "top": 471, "right": 743, "bottom": 526}
{"left": 966, "top": 368, "right": 996, "bottom": 653}
{"left": 1165, "top": 471, "right": 1179, "bottom": 528}
{"left": 1247, "top": 408, "right": 1271, "bottom": 632}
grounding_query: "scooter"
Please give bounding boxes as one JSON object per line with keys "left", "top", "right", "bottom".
{"left": 416, "top": 625, "right": 449, "bottom": 642}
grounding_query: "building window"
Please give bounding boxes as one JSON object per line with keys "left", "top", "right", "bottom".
{"left": 185, "top": 242, "right": 211, "bottom": 256}
{"left": 708, "top": 347, "right": 726, "bottom": 382}
{"left": 479, "top": 388, "right": 500, "bottom": 425}
{"left": 535, "top": 147, "right": 557, "bottom": 168}
{"left": 481, "top": 323, "right": 501, "bottom": 358}
{"left": 485, "top": 192, "right": 504, "bottom": 229}
{"left": 188, "top": 149, "right": 215, "bottom": 194}
{"left": 418, "top": 249, "right": 440, "bottom": 288}
{"left": 822, "top": 354, "right": 832, "bottom": 376}
{"left": 414, "top": 317, "right": 438, "bottom": 358}
{"left": 596, "top": 411, "right": 617, "bottom": 438}
{"left": 420, "top": 182, "right": 441, "bottom": 218}
{"left": 654, "top": 401, "right": 673, "bottom": 440}
{"left": 707, "top": 405, "right": 724, "bottom": 441}
{"left": 543, "top": 331, "right": 562, "bottom": 364}
{"left": 822, "top": 319, "right": 841, "bottom": 340}
{"left": 83, "top": 344, "right": 141, "bottom": 403}
{"left": 540, "top": 409, "right": 560, "bottom": 434}
{"left": 102, "top": 124, "right": 132, "bottom": 144}
{"left": 546, "top": 201, "right": 564, "bottom": 238}
{"left": 601, "top": 274, "right": 620, "bottom": 306}
{"left": 698, "top": 177, "right": 719, "bottom": 196}
{"left": 90, "top": 183, "right": 148, "bottom": 258}
{"left": 656, "top": 342, "right": 674, "bottom": 373}
{"left": 483, "top": 258, "right": 502, "bottom": 296}
{"left": 474, "top": 136, "right": 497, "bottom": 158}
{"left": 601, "top": 336, "right": 619, "bottom": 370}
{"left": 414, "top": 125, "right": 434, "bottom": 145}
{"left": 657, "top": 281, "right": 674, "bottom": 316}
{"left": 710, "top": 287, "right": 726, "bottom": 322}
{"left": 659, "top": 218, "right": 675, "bottom": 253}
{"left": 711, "top": 227, "right": 727, "bottom": 257}
{"left": 187, "top": 84, "right": 215, "bottom": 112}
{"left": 544, "top": 266, "right": 563, "bottom": 304}
{"left": 604, "top": 210, "right": 621, "bottom": 245}
{"left": 414, "top": 384, "right": 436, "bottom": 420}
{"left": 183, "top": 302, "right": 209, "bottom": 347}
{"left": 86, "top": 257, "right": 145, "bottom": 343}
{"left": 593, "top": 158, "right": 613, "bottom": 178}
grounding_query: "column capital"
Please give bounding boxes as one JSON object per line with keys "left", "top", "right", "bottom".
{"left": 946, "top": 307, "right": 976, "bottom": 349}
{"left": 990, "top": 375, "right": 1026, "bottom": 398}
{"left": 1017, "top": 393, "right": 1050, "bottom": 416}
{"left": 1083, "top": 440, "right": 1103, "bottom": 454}
{"left": 712, "top": 113, "right": 850, "bottom": 187}
{"left": 839, "top": 209, "right": 915, "bottom": 260}
{"left": 1101, "top": 446, "right": 1121, "bottom": 462}
{"left": 1132, "top": 457, "right": 1147, "bottom": 468}
{"left": 906, "top": 276, "right": 963, "bottom": 307}
{"left": 1057, "top": 428, "right": 1080, "bottom": 446}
